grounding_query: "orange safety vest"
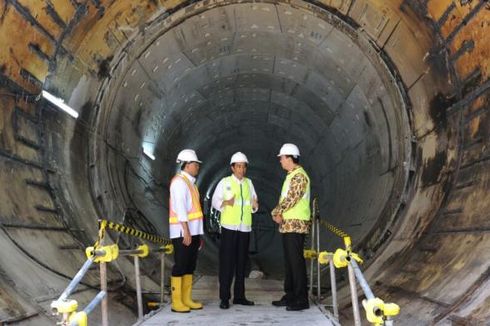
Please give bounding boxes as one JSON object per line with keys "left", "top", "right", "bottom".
{"left": 169, "top": 173, "right": 203, "bottom": 224}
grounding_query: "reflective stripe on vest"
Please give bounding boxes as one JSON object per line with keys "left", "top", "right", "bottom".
{"left": 169, "top": 174, "right": 203, "bottom": 224}
{"left": 280, "top": 166, "right": 311, "bottom": 221}
{"left": 220, "top": 176, "right": 252, "bottom": 227}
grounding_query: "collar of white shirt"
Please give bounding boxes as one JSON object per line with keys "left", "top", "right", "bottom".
{"left": 180, "top": 170, "right": 196, "bottom": 184}
{"left": 231, "top": 174, "right": 246, "bottom": 184}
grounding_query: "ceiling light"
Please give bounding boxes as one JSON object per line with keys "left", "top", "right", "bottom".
{"left": 42, "top": 90, "right": 79, "bottom": 119}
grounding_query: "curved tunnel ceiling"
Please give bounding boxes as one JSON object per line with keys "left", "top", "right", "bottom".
{"left": 93, "top": 1, "right": 411, "bottom": 262}
{"left": 0, "top": 0, "right": 488, "bottom": 325}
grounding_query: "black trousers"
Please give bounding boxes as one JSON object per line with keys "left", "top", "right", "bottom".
{"left": 219, "top": 228, "right": 250, "bottom": 301}
{"left": 171, "top": 235, "right": 200, "bottom": 276}
{"left": 282, "top": 233, "right": 308, "bottom": 304}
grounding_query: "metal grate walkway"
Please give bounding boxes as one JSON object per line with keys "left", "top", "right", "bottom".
{"left": 135, "top": 276, "right": 338, "bottom": 325}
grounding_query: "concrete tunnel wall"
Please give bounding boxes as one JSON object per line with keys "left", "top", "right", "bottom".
{"left": 0, "top": 0, "right": 488, "bottom": 325}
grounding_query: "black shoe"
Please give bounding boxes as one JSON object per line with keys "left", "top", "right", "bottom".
{"left": 272, "top": 296, "right": 289, "bottom": 307}
{"left": 286, "top": 301, "right": 310, "bottom": 311}
{"left": 233, "top": 298, "right": 254, "bottom": 306}
{"left": 220, "top": 300, "right": 229, "bottom": 309}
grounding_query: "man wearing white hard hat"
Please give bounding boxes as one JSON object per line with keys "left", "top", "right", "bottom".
{"left": 211, "top": 152, "right": 259, "bottom": 309}
{"left": 168, "top": 149, "right": 204, "bottom": 313}
{"left": 271, "top": 143, "right": 311, "bottom": 311}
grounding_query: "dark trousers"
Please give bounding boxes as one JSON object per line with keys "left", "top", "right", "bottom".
{"left": 282, "top": 233, "right": 308, "bottom": 304}
{"left": 172, "top": 235, "right": 200, "bottom": 276}
{"left": 219, "top": 228, "right": 250, "bottom": 301}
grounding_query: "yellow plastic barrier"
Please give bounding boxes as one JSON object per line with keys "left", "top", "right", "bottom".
{"left": 85, "top": 244, "right": 119, "bottom": 263}
{"left": 69, "top": 311, "right": 88, "bottom": 326}
{"left": 51, "top": 299, "right": 78, "bottom": 314}
{"left": 162, "top": 243, "right": 174, "bottom": 255}
{"left": 332, "top": 248, "right": 363, "bottom": 268}
{"left": 133, "top": 244, "right": 150, "bottom": 258}
{"left": 53, "top": 218, "right": 172, "bottom": 326}
{"left": 318, "top": 251, "right": 332, "bottom": 265}
{"left": 343, "top": 236, "right": 352, "bottom": 250}
{"left": 315, "top": 216, "right": 400, "bottom": 325}
{"left": 362, "top": 297, "right": 400, "bottom": 326}
{"left": 304, "top": 249, "right": 318, "bottom": 259}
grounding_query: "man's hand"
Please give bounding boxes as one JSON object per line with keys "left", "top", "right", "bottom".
{"left": 272, "top": 214, "right": 283, "bottom": 224}
{"left": 182, "top": 223, "right": 191, "bottom": 246}
{"left": 222, "top": 195, "right": 235, "bottom": 207}
{"left": 182, "top": 230, "right": 191, "bottom": 246}
{"left": 252, "top": 198, "right": 259, "bottom": 213}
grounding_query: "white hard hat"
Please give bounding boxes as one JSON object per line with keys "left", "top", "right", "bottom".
{"left": 176, "top": 149, "right": 202, "bottom": 163}
{"left": 230, "top": 152, "right": 249, "bottom": 165}
{"left": 277, "top": 143, "right": 300, "bottom": 157}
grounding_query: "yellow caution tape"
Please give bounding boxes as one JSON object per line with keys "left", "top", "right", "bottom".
{"left": 318, "top": 221, "right": 356, "bottom": 252}
{"left": 98, "top": 219, "right": 171, "bottom": 245}
{"left": 319, "top": 220, "right": 349, "bottom": 239}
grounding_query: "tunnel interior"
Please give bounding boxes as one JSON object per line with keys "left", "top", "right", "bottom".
{"left": 87, "top": 1, "right": 411, "bottom": 275}
{"left": 0, "top": 0, "right": 489, "bottom": 325}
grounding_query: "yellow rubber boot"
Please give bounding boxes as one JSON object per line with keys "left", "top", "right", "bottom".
{"left": 171, "top": 276, "right": 190, "bottom": 313}
{"left": 182, "top": 274, "right": 203, "bottom": 309}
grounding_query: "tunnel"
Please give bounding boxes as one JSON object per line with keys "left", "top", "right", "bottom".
{"left": 0, "top": 0, "right": 488, "bottom": 325}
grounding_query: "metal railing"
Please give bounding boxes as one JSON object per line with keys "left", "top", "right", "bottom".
{"left": 305, "top": 198, "right": 400, "bottom": 326}
{"left": 51, "top": 220, "right": 173, "bottom": 326}
{"left": 52, "top": 207, "right": 398, "bottom": 325}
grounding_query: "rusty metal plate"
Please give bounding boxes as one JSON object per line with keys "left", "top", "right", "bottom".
{"left": 348, "top": 0, "right": 400, "bottom": 47}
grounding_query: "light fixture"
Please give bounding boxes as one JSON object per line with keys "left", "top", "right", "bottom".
{"left": 42, "top": 90, "right": 79, "bottom": 119}
{"left": 143, "top": 146, "right": 156, "bottom": 161}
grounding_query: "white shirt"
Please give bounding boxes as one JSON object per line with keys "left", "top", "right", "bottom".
{"left": 169, "top": 171, "right": 204, "bottom": 239}
{"left": 211, "top": 174, "right": 258, "bottom": 232}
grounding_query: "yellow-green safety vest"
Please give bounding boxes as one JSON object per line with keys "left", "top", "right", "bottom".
{"left": 280, "top": 166, "right": 311, "bottom": 221}
{"left": 220, "top": 176, "right": 252, "bottom": 227}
